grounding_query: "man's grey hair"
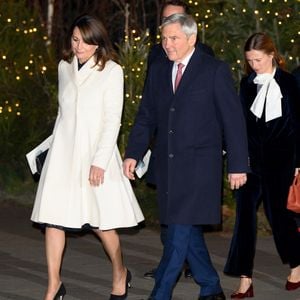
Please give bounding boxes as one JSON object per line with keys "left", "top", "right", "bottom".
{"left": 161, "top": 13, "right": 198, "bottom": 37}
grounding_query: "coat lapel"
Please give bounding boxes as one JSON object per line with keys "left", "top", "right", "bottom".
{"left": 72, "top": 57, "right": 97, "bottom": 86}
{"left": 174, "top": 48, "right": 203, "bottom": 95}
{"left": 166, "top": 60, "right": 174, "bottom": 95}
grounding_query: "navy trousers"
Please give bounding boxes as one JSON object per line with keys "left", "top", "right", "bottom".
{"left": 224, "top": 171, "right": 300, "bottom": 277}
{"left": 150, "top": 224, "right": 222, "bottom": 300}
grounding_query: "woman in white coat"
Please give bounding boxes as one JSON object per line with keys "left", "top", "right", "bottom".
{"left": 31, "top": 15, "right": 144, "bottom": 300}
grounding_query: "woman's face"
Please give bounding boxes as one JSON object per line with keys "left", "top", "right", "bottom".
{"left": 71, "top": 26, "right": 98, "bottom": 63}
{"left": 245, "top": 49, "right": 274, "bottom": 74}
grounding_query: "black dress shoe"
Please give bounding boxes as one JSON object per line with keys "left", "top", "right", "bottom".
{"left": 199, "top": 291, "right": 226, "bottom": 300}
{"left": 143, "top": 268, "right": 156, "bottom": 279}
{"left": 184, "top": 267, "right": 193, "bottom": 279}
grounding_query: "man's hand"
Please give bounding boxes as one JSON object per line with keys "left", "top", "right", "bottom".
{"left": 228, "top": 173, "right": 247, "bottom": 190}
{"left": 89, "top": 165, "right": 105, "bottom": 186}
{"left": 123, "top": 158, "right": 137, "bottom": 180}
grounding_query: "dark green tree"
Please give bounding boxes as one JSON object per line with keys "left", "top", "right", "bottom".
{"left": 188, "top": 0, "right": 299, "bottom": 81}
{"left": 0, "top": 1, "right": 56, "bottom": 193}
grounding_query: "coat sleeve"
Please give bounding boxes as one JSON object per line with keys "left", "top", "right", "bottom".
{"left": 92, "top": 64, "right": 124, "bottom": 170}
{"left": 52, "top": 61, "right": 64, "bottom": 136}
{"left": 213, "top": 62, "right": 249, "bottom": 173}
{"left": 125, "top": 64, "right": 157, "bottom": 161}
{"left": 289, "top": 74, "right": 300, "bottom": 166}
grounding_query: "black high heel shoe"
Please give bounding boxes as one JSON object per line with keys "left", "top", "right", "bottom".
{"left": 109, "top": 269, "right": 132, "bottom": 300}
{"left": 53, "top": 283, "right": 66, "bottom": 300}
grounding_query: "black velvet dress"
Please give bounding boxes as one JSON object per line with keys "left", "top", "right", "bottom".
{"left": 224, "top": 68, "right": 300, "bottom": 277}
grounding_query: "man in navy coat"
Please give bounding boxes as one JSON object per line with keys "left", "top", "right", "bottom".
{"left": 123, "top": 13, "right": 248, "bottom": 300}
{"left": 143, "top": 0, "right": 215, "bottom": 281}
{"left": 146, "top": 0, "right": 214, "bottom": 188}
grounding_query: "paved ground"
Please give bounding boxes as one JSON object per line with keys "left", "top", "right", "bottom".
{"left": 0, "top": 201, "right": 300, "bottom": 300}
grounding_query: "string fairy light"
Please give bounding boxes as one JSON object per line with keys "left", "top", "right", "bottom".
{"left": 0, "top": 7, "right": 52, "bottom": 121}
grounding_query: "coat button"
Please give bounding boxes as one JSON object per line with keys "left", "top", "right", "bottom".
{"left": 170, "top": 107, "right": 175, "bottom": 112}
{"left": 169, "top": 130, "right": 174, "bottom": 134}
{"left": 169, "top": 153, "right": 174, "bottom": 158}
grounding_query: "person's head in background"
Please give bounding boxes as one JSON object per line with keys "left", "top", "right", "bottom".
{"left": 160, "top": 0, "right": 190, "bottom": 22}
{"left": 244, "top": 32, "right": 285, "bottom": 75}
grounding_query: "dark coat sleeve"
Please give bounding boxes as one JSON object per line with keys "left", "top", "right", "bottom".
{"left": 289, "top": 73, "right": 300, "bottom": 166}
{"left": 124, "top": 65, "right": 157, "bottom": 161}
{"left": 214, "top": 62, "right": 249, "bottom": 173}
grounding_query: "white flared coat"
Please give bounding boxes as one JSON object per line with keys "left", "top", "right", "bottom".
{"left": 31, "top": 57, "right": 144, "bottom": 230}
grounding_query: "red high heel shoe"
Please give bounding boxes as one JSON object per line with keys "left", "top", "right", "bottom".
{"left": 286, "top": 280, "right": 300, "bottom": 291}
{"left": 231, "top": 278, "right": 254, "bottom": 299}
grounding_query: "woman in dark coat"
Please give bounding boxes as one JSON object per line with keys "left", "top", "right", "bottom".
{"left": 224, "top": 32, "right": 300, "bottom": 298}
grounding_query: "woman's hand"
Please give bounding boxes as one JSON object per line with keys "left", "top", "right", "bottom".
{"left": 295, "top": 168, "right": 300, "bottom": 176}
{"left": 89, "top": 165, "right": 105, "bottom": 186}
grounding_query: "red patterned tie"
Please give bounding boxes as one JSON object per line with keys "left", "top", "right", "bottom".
{"left": 174, "top": 63, "right": 184, "bottom": 91}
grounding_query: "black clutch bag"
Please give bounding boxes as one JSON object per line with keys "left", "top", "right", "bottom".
{"left": 36, "top": 149, "right": 49, "bottom": 175}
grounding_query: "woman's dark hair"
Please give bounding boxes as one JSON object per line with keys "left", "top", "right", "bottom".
{"left": 244, "top": 32, "right": 285, "bottom": 75}
{"left": 62, "top": 14, "right": 118, "bottom": 70}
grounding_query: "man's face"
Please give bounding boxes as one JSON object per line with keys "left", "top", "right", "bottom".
{"left": 162, "top": 5, "right": 185, "bottom": 21}
{"left": 161, "top": 22, "right": 196, "bottom": 63}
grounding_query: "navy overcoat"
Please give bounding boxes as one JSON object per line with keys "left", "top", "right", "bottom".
{"left": 125, "top": 47, "right": 249, "bottom": 225}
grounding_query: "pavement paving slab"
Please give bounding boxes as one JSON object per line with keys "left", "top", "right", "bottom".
{"left": 0, "top": 202, "right": 299, "bottom": 300}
